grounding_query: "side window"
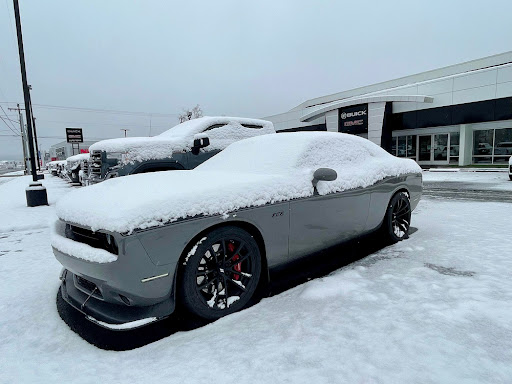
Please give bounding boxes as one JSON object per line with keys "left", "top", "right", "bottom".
{"left": 241, "top": 124, "right": 263, "bottom": 129}
{"left": 203, "top": 124, "right": 226, "bottom": 132}
{"left": 195, "top": 122, "right": 266, "bottom": 151}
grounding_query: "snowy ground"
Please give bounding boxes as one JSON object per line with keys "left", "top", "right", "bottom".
{"left": 423, "top": 169, "right": 512, "bottom": 191}
{"left": 1, "top": 175, "right": 512, "bottom": 383}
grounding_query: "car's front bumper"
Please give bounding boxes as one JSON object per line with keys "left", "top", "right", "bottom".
{"left": 52, "top": 228, "right": 179, "bottom": 329}
{"left": 59, "top": 269, "right": 171, "bottom": 330}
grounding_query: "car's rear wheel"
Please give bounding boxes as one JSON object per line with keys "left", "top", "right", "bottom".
{"left": 383, "top": 191, "right": 411, "bottom": 243}
{"left": 179, "top": 226, "right": 261, "bottom": 320}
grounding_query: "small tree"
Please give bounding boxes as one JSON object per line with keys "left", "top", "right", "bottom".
{"left": 178, "top": 104, "right": 203, "bottom": 123}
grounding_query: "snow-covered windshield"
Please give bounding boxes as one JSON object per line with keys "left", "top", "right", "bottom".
{"left": 158, "top": 116, "right": 274, "bottom": 139}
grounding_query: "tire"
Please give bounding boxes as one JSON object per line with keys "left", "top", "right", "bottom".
{"left": 179, "top": 226, "right": 262, "bottom": 320}
{"left": 382, "top": 191, "right": 411, "bottom": 244}
{"left": 509, "top": 175, "right": 512, "bottom": 181}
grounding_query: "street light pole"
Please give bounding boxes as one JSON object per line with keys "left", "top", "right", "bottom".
{"left": 12, "top": 0, "right": 47, "bottom": 206}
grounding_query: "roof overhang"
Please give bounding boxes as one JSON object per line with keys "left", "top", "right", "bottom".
{"left": 300, "top": 95, "right": 434, "bottom": 122}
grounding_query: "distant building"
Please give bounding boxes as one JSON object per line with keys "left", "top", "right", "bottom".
{"left": 49, "top": 140, "right": 98, "bottom": 161}
{"left": 265, "top": 51, "right": 512, "bottom": 166}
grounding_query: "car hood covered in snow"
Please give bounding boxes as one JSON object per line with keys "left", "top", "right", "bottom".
{"left": 55, "top": 170, "right": 311, "bottom": 233}
{"left": 56, "top": 132, "right": 421, "bottom": 234}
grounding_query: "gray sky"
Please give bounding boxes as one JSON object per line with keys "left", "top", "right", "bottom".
{"left": 1, "top": 0, "right": 511, "bottom": 160}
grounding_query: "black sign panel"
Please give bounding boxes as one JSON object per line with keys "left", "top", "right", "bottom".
{"left": 66, "top": 128, "right": 83, "bottom": 143}
{"left": 339, "top": 103, "right": 368, "bottom": 134}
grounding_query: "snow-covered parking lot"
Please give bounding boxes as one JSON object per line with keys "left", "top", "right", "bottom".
{"left": 1, "top": 173, "right": 512, "bottom": 383}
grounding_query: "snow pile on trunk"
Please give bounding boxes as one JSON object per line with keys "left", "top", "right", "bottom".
{"left": 89, "top": 116, "right": 275, "bottom": 165}
{"left": 56, "top": 132, "right": 420, "bottom": 233}
{"left": 51, "top": 220, "right": 117, "bottom": 263}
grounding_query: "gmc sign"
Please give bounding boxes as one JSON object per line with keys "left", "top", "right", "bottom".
{"left": 339, "top": 104, "right": 368, "bottom": 134}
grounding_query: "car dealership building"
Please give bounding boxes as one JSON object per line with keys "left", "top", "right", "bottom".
{"left": 265, "top": 51, "right": 512, "bottom": 166}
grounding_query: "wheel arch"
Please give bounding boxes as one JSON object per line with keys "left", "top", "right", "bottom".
{"left": 172, "top": 220, "right": 270, "bottom": 307}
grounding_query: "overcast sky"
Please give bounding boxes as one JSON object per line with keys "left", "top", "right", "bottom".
{"left": 1, "top": 0, "right": 511, "bottom": 160}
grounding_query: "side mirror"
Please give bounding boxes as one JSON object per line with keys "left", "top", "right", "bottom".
{"left": 312, "top": 168, "right": 337, "bottom": 189}
{"left": 191, "top": 137, "right": 210, "bottom": 155}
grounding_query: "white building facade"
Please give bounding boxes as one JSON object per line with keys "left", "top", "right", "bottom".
{"left": 49, "top": 140, "right": 98, "bottom": 161}
{"left": 264, "top": 52, "right": 512, "bottom": 166}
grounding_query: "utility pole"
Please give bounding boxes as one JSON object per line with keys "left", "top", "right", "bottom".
{"left": 30, "top": 101, "right": 41, "bottom": 171}
{"left": 13, "top": 0, "right": 47, "bottom": 206}
{"left": 121, "top": 129, "right": 129, "bottom": 137}
{"left": 8, "top": 103, "right": 28, "bottom": 174}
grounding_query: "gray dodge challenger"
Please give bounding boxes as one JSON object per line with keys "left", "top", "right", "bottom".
{"left": 52, "top": 132, "right": 422, "bottom": 330}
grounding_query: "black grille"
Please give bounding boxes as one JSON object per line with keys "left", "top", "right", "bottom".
{"left": 75, "top": 275, "right": 103, "bottom": 299}
{"left": 65, "top": 224, "right": 119, "bottom": 255}
{"left": 90, "top": 150, "right": 102, "bottom": 176}
{"left": 82, "top": 160, "right": 89, "bottom": 176}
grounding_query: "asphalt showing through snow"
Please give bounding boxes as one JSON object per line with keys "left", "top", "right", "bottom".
{"left": 423, "top": 180, "right": 512, "bottom": 202}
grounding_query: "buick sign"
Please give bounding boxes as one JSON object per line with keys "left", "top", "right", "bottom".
{"left": 339, "top": 104, "right": 368, "bottom": 134}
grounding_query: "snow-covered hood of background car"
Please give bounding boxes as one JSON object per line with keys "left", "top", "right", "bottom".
{"left": 88, "top": 136, "right": 186, "bottom": 165}
{"left": 88, "top": 116, "right": 275, "bottom": 165}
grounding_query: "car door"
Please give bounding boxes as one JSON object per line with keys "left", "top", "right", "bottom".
{"left": 288, "top": 188, "right": 370, "bottom": 260}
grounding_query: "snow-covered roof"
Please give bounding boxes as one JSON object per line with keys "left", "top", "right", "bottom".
{"left": 66, "top": 153, "right": 90, "bottom": 163}
{"left": 56, "top": 132, "right": 421, "bottom": 233}
{"left": 89, "top": 116, "right": 275, "bottom": 164}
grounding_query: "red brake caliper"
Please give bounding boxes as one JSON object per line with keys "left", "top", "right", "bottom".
{"left": 227, "top": 242, "right": 241, "bottom": 280}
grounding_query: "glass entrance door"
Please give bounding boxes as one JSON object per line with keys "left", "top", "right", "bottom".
{"left": 417, "top": 134, "right": 450, "bottom": 164}
{"left": 418, "top": 136, "right": 431, "bottom": 161}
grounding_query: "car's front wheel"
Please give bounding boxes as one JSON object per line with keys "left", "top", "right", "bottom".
{"left": 382, "top": 191, "right": 411, "bottom": 243}
{"left": 179, "top": 226, "right": 262, "bottom": 320}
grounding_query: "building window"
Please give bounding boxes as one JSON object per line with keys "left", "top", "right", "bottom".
{"left": 473, "top": 128, "right": 512, "bottom": 164}
{"left": 397, "top": 136, "right": 406, "bottom": 157}
{"left": 407, "top": 135, "right": 417, "bottom": 158}
{"left": 493, "top": 128, "right": 512, "bottom": 163}
{"left": 449, "top": 132, "right": 459, "bottom": 164}
{"left": 473, "top": 129, "right": 493, "bottom": 163}
{"left": 392, "top": 135, "right": 417, "bottom": 158}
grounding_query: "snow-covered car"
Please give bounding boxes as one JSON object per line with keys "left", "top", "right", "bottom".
{"left": 47, "top": 161, "right": 60, "bottom": 176}
{"left": 52, "top": 132, "right": 422, "bottom": 330}
{"left": 66, "top": 153, "right": 90, "bottom": 185}
{"left": 86, "top": 116, "right": 275, "bottom": 184}
{"left": 48, "top": 160, "right": 67, "bottom": 177}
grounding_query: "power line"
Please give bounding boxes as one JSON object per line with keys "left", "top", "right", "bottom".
{"left": 0, "top": 101, "right": 179, "bottom": 117}
{"left": 0, "top": 116, "right": 20, "bottom": 136}
{"left": 33, "top": 119, "right": 171, "bottom": 128}
{"left": 0, "top": 103, "right": 20, "bottom": 136}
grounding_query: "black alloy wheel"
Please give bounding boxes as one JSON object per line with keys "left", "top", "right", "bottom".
{"left": 383, "top": 192, "right": 412, "bottom": 243}
{"left": 179, "top": 226, "right": 261, "bottom": 320}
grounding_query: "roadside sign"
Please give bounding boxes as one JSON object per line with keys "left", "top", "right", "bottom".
{"left": 66, "top": 128, "right": 83, "bottom": 143}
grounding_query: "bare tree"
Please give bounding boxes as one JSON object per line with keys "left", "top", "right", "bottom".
{"left": 178, "top": 104, "right": 203, "bottom": 123}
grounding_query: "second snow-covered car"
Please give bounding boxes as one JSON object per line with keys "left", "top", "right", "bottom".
{"left": 85, "top": 116, "right": 275, "bottom": 184}
{"left": 52, "top": 132, "right": 422, "bottom": 329}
